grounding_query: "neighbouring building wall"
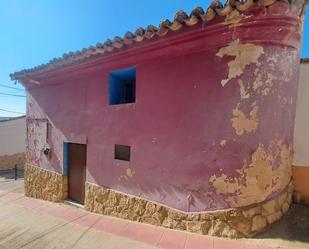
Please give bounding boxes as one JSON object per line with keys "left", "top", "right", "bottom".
{"left": 0, "top": 116, "right": 26, "bottom": 169}
{"left": 293, "top": 60, "right": 309, "bottom": 202}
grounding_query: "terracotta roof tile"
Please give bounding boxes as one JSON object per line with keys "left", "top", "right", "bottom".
{"left": 10, "top": 0, "right": 294, "bottom": 80}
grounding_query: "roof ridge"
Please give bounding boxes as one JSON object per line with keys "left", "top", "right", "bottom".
{"left": 10, "top": 0, "right": 291, "bottom": 80}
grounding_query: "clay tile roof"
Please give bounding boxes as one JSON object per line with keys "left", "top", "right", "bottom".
{"left": 10, "top": 0, "right": 289, "bottom": 80}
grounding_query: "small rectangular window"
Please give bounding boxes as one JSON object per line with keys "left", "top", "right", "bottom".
{"left": 115, "top": 144, "right": 131, "bottom": 161}
{"left": 109, "top": 67, "right": 136, "bottom": 105}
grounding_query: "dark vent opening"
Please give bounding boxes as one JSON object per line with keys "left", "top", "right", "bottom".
{"left": 115, "top": 144, "right": 131, "bottom": 161}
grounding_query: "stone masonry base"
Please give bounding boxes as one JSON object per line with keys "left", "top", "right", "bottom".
{"left": 24, "top": 164, "right": 293, "bottom": 238}
{"left": 25, "top": 164, "right": 68, "bottom": 202}
{"left": 85, "top": 182, "right": 293, "bottom": 238}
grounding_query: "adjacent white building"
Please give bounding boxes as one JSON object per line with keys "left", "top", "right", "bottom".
{"left": 0, "top": 116, "right": 26, "bottom": 169}
{"left": 293, "top": 58, "right": 309, "bottom": 202}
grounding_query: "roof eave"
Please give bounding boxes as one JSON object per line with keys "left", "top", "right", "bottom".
{"left": 10, "top": 0, "right": 305, "bottom": 80}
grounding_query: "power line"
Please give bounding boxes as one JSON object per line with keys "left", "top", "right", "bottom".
{"left": 0, "top": 84, "right": 24, "bottom": 91}
{"left": 0, "top": 92, "right": 26, "bottom": 98}
{"left": 0, "top": 108, "right": 25, "bottom": 115}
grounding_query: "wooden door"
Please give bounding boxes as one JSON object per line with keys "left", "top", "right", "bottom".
{"left": 68, "top": 143, "right": 86, "bottom": 204}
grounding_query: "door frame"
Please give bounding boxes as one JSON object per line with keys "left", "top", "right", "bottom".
{"left": 63, "top": 142, "right": 87, "bottom": 204}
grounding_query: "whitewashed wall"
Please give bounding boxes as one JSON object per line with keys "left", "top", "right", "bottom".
{"left": 0, "top": 116, "right": 26, "bottom": 155}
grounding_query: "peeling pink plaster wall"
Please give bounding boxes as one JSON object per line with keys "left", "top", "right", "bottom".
{"left": 25, "top": 1, "right": 304, "bottom": 212}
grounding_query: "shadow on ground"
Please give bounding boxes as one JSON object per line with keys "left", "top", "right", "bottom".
{"left": 241, "top": 204, "right": 309, "bottom": 249}
{"left": 258, "top": 204, "right": 309, "bottom": 242}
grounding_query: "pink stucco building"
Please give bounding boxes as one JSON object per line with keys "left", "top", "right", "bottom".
{"left": 11, "top": 0, "right": 306, "bottom": 238}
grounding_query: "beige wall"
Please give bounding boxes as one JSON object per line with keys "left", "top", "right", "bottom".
{"left": 293, "top": 60, "right": 309, "bottom": 202}
{"left": 0, "top": 116, "right": 26, "bottom": 155}
{"left": 294, "top": 61, "right": 309, "bottom": 166}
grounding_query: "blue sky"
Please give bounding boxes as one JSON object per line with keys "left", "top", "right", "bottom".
{"left": 0, "top": 0, "right": 308, "bottom": 117}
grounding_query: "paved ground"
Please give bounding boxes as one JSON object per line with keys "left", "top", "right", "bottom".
{"left": 0, "top": 179, "right": 308, "bottom": 249}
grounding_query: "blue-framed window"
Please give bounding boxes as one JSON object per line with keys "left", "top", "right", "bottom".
{"left": 109, "top": 67, "right": 136, "bottom": 105}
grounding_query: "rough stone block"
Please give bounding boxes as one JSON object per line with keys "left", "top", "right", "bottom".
{"left": 266, "top": 211, "right": 282, "bottom": 224}
{"left": 185, "top": 221, "right": 210, "bottom": 234}
{"left": 262, "top": 199, "right": 277, "bottom": 215}
{"left": 281, "top": 202, "right": 290, "bottom": 214}
{"left": 251, "top": 215, "right": 267, "bottom": 232}
{"left": 242, "top": 206, "right": 262, "bottom": 219}
{"left": 277, "top": 192, "right": 287, "bottom": 207}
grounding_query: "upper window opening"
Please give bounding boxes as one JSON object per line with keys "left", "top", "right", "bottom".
{"left": 109, "top": 67, "right": 136, "bottom": 105}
